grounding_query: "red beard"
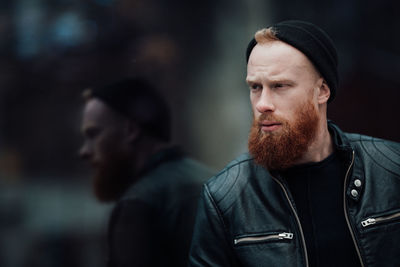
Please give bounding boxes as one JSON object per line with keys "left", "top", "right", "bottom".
{"left": 248, "top": 100, "right": 319, "bottom": 171}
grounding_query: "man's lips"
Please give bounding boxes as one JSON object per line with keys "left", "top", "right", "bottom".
{"left": 259, "top": 121, "right": 282, "bottom": 131}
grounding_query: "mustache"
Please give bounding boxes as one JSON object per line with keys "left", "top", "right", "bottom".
{"left": 254, "top": 113, "right": 285, "bottom": 125}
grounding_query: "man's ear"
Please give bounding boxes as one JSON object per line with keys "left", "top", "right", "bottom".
{"left": 125, "top": 120, "right": 141, "bottom": 143}
{"left": 317, "top": 79, "right": 330, "bottom": 104}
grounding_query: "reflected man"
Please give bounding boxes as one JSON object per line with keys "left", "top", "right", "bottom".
{"left": 79, "top": 78, "right": 213, "bottom": 267}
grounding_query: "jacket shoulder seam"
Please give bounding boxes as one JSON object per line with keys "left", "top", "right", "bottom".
{"left": 207, "top": 157, "right": 253, "bottom": 205}
{"left": 214, "top": 157, "right": 253, "bottom": 177}
{"left": 204, "top": 183, "right": 231, "bottom": 241}
{"left": 356, "top": 136, "right": 400, "bottom": 177}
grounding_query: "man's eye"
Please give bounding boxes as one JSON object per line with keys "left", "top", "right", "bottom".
{"left": 272, "top": 83, "right": 290, "bottom": 89}
{"left": 250, "top": 84, "right": 262, "bottom": 90}
{"left": 85, "top": 128, "right": 100, "bottom": 138}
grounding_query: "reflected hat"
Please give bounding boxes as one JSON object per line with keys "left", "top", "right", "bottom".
{"left": 89, "top": 78, "right": 171, "bottom": 142}
{"left": 246, "top": 20, "right": 339, "bottom": 103}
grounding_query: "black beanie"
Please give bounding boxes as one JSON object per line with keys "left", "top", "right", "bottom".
{"left": 246, "top": 20, "right": 339, "bottom": 103}
{"left": 90, "top": 78, "right": 171, "bottom": 142}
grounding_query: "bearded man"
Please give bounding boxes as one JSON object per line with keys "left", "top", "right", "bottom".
{"left": 79, "top": 78, "right": 213, "bottom": 267}
{"left": 188, "top": 20, "right": 400, "bottom": 267}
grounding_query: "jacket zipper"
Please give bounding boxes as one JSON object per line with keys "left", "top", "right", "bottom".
{"left": 343, "top": 150, "right": 365, "bottom": 267}
{"left": 272, "top": 177, "right": 309, "bottom": 267}
{"left": 234, "top": 232, "right": 294, "bottom": 245}
{"left": 361, "top": 212, "right": 400, "bottom": 227}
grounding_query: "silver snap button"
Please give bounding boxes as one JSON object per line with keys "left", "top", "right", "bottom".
{"left": 354, "top": 179, "right": 362, "bottom": 187}
{"left": 351, "top": 189, "right": 358, "bottom": 197}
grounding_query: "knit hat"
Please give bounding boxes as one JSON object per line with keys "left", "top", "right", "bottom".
{"left": 246, "top": 20, "right": 339, "bottom": 103}
{"left": 89, "top": 78, "right": 171, "bottom": 142}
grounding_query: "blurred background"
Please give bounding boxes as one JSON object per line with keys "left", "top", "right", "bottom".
{"left": 0, "top": 0, "right": 399, "bottom": 266}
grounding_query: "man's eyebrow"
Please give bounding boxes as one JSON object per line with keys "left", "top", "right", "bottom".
{"left": 246, "top": 77, "right": 258, "bottom": 84}
{"left": 268, "top": 79, "right": 294, "bottom": 84}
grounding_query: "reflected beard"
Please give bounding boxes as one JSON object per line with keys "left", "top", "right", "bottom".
{"left": 248, "top": 100, "right": 319, "bottom": 171}
{"left": 92, "top": 158, "right": 133, "bottom": 202}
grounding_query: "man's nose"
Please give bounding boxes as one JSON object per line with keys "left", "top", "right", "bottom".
{"left": 79, "top": 143, "right": 91, "bottom": 160}
{"left": 256, "top": 89, "right": 275, "bottom": 114}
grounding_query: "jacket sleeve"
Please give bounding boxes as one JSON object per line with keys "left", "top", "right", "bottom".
{"left": 188, "top": 184, "right": 238, "bottom": 267}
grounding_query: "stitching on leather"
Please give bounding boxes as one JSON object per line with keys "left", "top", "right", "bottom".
{"left": 358, "top": 138, "right": 400, "bottom": 178}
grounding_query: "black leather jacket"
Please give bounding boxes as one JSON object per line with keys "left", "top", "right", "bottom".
{"left": 189, "top": 122, "right": 400, "bottom": 267}
{"left": 107, "top": 147, "right": 213, "bottom": 267}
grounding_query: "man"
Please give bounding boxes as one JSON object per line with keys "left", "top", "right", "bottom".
{"left": 188, "top": 20, "right": 400, "bottom": 267}
{"left": 79, "top": 78, "right": 213, "bottom": 267}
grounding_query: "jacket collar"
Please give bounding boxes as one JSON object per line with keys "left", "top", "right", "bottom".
{"left": 328, "top": 120, "right": 353, "bottom": 153}
{"left": 138, "top": 146, "right": 184, "bottom": 177}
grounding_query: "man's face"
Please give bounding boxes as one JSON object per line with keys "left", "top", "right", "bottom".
{"left": 79, "top": 98, "right": 132, "bottom": 201}
{"left": 246, "top": 41, "right": 323, "bottom": 170}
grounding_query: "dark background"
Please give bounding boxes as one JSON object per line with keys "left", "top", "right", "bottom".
{"left": 0, "top": 0, "right": 399, "bottom": 266}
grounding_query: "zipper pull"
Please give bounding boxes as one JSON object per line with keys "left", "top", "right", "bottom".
{"left": 361, "top": 218, "right": 376, "bottom": 227}
{"left": 278, "top": 232, "right": 294, "bottom": 239}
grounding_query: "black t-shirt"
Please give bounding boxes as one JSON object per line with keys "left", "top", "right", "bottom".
{"left": 281, "top": 152, "right": 361, "bottom": 267}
